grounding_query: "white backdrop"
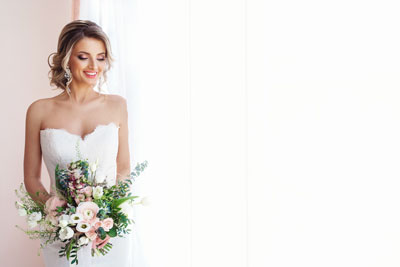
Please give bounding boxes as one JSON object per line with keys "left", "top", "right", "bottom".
{"left": 80, "top": 0, "right": 400, "bottom": 267}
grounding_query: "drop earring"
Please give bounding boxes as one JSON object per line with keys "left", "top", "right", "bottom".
{"left": 64, "top": 66, "right": 72, "bottom": 95}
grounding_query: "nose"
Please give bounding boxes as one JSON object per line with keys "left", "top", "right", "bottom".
{"left": 88, "top": 57, "right": 98, "bottom": 70}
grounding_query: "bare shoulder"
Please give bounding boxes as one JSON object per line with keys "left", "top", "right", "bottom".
{"left": 106, "top": 94, "right": 127, "bottom": 106}
{"left": 105, "top": 94, "right": 128, "bottom": 126}
{"left": 26, "top": 98, "right": 53, "bottom": 126}
{"left": 26, "top": 98, "right": 51, "bottom": 119}
{"left": 106, "top": 94, "right": 128, "bottom": 114}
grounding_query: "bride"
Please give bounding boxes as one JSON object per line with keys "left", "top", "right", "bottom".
{"left": 23, "top": 20, "right": 133, "bottom": 266}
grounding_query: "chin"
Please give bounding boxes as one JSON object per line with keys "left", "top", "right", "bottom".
{"left": 84, "top": 79, "right": 98, "bottom": 85}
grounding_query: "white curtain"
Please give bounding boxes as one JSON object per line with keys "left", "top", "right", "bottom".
{"left": 77, "top": 0, "right": 400, "bottom": 266}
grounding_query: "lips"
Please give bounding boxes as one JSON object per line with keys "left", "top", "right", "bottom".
{"left": 84, "top": 71, "right": 98, "bottom": 78}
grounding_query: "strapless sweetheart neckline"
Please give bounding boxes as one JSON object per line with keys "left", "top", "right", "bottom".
{"left": 40, "top": 121, "right": 119, "bottom": 142}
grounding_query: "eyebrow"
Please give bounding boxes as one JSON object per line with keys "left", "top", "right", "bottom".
{"left": 78, "top": 51, "right": 106, "bottom": 55}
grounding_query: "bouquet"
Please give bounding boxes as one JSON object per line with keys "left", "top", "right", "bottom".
{"left": 15, "top": 158, "right": 148, "bottom": 265}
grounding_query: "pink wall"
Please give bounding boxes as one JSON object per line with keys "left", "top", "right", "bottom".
{"left": 0, "top": 1, "right": 71, "bottom": 266}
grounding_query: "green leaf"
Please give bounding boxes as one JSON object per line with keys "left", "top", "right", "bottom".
{"left": 108, "top": 227, "right": 117, "bottom": 237}
{"left": 112, "top": 196, "right": 139, "bottom": 208}
{"left": 97, "top": 227, "right": 107, "bottom": 240}
{"left": 56, "top": 206, "right": 64, "bottom": 212}
{"left": 66, "top": 239, "right": 75, "bottom": 260}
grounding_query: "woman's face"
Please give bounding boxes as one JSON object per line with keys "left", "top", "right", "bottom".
{"left": 68, "top": 37, "right": 107, "bottom": 89}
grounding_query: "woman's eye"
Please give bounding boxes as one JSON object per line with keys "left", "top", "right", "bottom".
{"left": 78, "top": 56, "right": 105, "bottom": 61}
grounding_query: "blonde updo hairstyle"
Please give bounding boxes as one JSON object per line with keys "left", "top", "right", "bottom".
{"left": 47, "top": 20, "right": 114, "bottom": 96}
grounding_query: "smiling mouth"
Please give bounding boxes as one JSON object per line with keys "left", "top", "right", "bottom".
{"left": 83, "top": 71, "right": 98, "bottom": 78}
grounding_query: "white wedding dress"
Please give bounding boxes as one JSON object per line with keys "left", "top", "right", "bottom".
{"left": 39, "top": 122, "right": 133, "bottom": 267}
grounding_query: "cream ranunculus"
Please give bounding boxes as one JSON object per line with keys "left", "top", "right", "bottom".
{"left": 92, "top": 186, "right": 104, "bottom": 199}
{"left": 76, "top": 222, "right": 91, "bottom": 233}
{"left": 59, "top": 226, "right": 74, "bottom": 240}
{"left": 69, "top": 213, "right": 83, "bottom": 224}
{"left": 76, "top": 201, "right": 100, "bottom": 225}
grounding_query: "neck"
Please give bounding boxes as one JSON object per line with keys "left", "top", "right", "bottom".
{"left": 67, "top": 82, "right": 98, "bottom": 104}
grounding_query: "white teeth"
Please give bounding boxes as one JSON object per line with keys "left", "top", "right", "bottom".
{"left": 85, "top": 72, "right": 97, "bottom": 75}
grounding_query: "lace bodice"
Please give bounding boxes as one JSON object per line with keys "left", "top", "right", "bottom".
{"left": 40, "top": 122, "right": 120, "bottom": 194}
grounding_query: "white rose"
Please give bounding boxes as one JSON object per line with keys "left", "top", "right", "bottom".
{"left": 95, "top": 174, "right": 106, "bottom": 184}
{"left": 77, "top": 236, "right": 89, "bottom": 246}
{"left": 18, "top": 208, "right": 27, "bottom": 216}
{"left": 59, "top": 214, "right": 70, "bottom": 227}
{"left": 59, "top": 226, "right": 74, "bottom": 240}
{"left": 92, "top": 186, "right": 104, "bottom": 199}
{"left": 59, "top": 220, "right": 69, "bottom": 228}
{"left": 76, "top": 222, "right": 91, "bottom": 233}
{"left": 27, "top": 220, "right": 38, "bottom": 228}
{"left": 28, "top": 212, "right": 42, "bottom": 222}
{"left": 69, "top": 213, "right": 83, "bottom": 224}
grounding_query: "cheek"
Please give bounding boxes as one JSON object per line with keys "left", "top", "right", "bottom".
{"left": 70, "top": 59, "right": 87, "bottom": 72}
{"left": 98, "top": 61, "right": 106, "bottom": 70}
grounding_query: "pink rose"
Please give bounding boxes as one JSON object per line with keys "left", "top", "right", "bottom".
{"left": 83, "top": 186, "right": 93, "bottom": 197}
{"left": 85, "top": 227, "right": 97, "bottom": 241}
{"left": 101, "top": 218, "right": 114, "bottom": 232}
{"left": 76, "top": 201, "right": 99, "bottom": 225}
{"left": 45, "top": 196, "right": 66, "bottom": 216}
{"left": 93, "top": 220, "right": 102, "bottom": 229}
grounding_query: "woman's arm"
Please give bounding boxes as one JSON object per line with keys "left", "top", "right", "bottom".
{"left": 23, "top": 100, "right": 51, "bottom": 205}
{"left": 116, "top": 96, "right": 131, "bottom": 184}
